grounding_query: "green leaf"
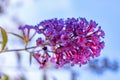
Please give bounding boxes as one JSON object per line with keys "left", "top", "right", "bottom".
{"left": 0, "top": 27, "right": 8, "bottom": 51}
{"left": 4, "top": 74, "right": 9, "bottom": 80}
{"left": 9, "top": 32, "right": 24, "bottom": 41}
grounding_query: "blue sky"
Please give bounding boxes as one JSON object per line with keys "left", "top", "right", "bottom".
{"left": 16, "top": 0, "right": 120, "bottom": 60}
{"left": 0, "top": 0, "right": 120, "bottom": 80}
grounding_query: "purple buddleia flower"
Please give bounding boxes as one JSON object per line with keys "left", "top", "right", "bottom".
{"left": 36, "top": 38, "right": 44, "bottom": 46}
{"left": 19, "top": 17, "right": 105, "bottom": 68}
{"left": 19, "top": 25, "right": 34, "bottom": 42}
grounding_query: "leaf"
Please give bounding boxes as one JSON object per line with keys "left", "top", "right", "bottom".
{"left": 9, "top": 32, "right": 24, "bottom": 41}
{"left": 4, "top": 74, "right": 9, "bottom": 80}
{"left": 0, "top": 41, "right": 2, "bottom": 44}
{"left": 16, "top": 52, "right": 21, "bottom": 65}
{"left": 0, "top": 27, "right": 8, "bottom": 51}
{"left": 29, "top": 52, "right": 33, "bottom": 65}
{"left": 43, "top": 72, "right": 47, "bottom": 80}
{"left": 9, "top": 32, "right": 29, "bottom": 43}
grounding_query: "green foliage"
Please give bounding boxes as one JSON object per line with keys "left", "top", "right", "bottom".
{"left": 0, "top": 74, "right": 9, "bottom": 80}
{"left": 29, "top": 52, "right": 34, "bottom": 65}
{"left": 9, "top": 32, "right": 30, "bottom": 44}
{"left": 4, "top": 74, "right": 9, "bottom": 80}
{"left": 0, "top": 26, "right": 8, "bottom": 51}
{"left": 9, "top": 32, "right": 24, "bottom": 41}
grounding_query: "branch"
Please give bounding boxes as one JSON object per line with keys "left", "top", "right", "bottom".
{"left": 0, "top": 46, "right": 38, "bottom": 53}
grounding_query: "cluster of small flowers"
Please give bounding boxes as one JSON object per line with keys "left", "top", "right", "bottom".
{"left": 19, "top": 18, "right": 105, "bottom": 68}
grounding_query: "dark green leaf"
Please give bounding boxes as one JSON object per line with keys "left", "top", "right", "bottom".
{"left": 0, "top": 27, "right": 8, "bottom": 51}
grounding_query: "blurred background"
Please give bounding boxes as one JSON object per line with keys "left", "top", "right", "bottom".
{"left": 0, "top": 0, "right": 120, "bottom": 80}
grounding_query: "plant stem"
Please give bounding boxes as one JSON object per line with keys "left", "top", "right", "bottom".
{"left": 0, "top": 46, "right": 38, "bottom": 53}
